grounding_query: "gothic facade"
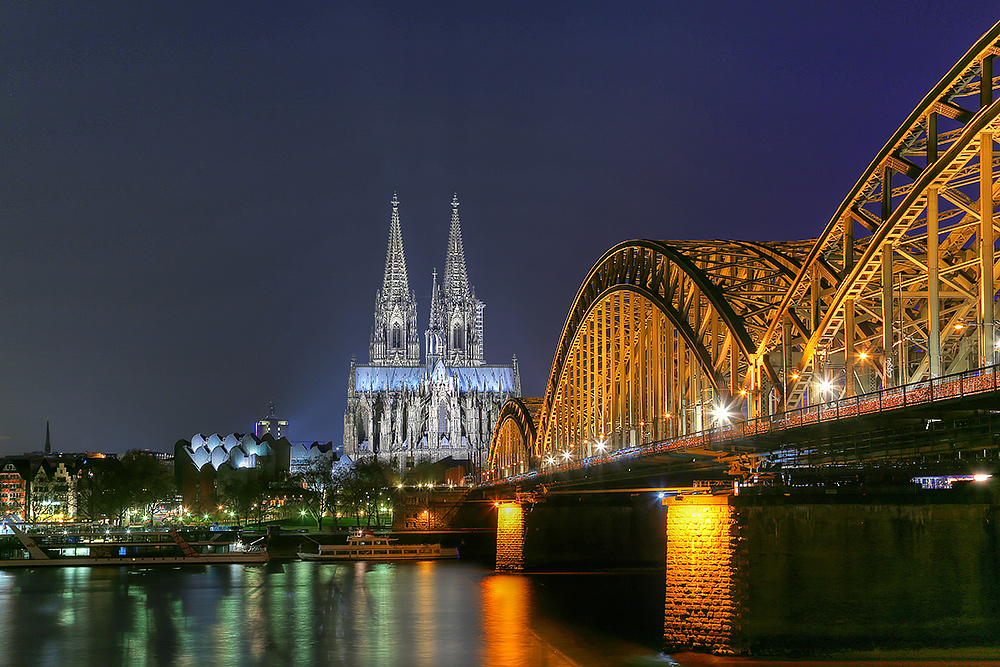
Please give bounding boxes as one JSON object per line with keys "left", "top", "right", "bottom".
{"left": 344, "top": 194, "right": 520, "bottom": 474}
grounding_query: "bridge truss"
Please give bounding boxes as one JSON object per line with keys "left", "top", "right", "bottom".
{"left": 488, "top": 21, "right": 1000, "bottom": 481}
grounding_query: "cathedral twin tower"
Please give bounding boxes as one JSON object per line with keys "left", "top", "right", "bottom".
{"left": 345, "top": 195, "right": 519, "bottom": 473}
{"left": 370, "top": 194, "right": 485, "bottom": 368}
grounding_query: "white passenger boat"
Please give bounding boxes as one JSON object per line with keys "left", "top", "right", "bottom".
{"left": 0, "top": 519, "right": 268, "bottom": 567}
{"left": 298, "top": 532, "right": 459, "bottom": 561}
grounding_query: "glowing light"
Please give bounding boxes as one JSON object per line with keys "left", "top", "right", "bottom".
{"left": 974, "top": 473, "right": 992, "bottom": 482}
{"left": 817, "top": 378, "right": 835, "bottom": 394}
{"left": 858, "top": 351, "right": 869, "bottom": 361}
{"left": 545, "top": 456, "right": 556, "bottom": 465}
{"left": 955, "top": 323, "right": 966, "bottom": 330}
{"left": 711, "top": 404, "right": 731, "bottom": 423}
{"left": 561, "top": 451, "right": 572, "bottom": 461}
{"left": 595, "top": 440, "right": 607, "bottom": 452}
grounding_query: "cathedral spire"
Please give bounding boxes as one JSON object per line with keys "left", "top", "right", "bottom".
{"left": 381, "top": 193, "right": 410, "bottom": 299}
{"left": 442, "top": 194, "right": 470, "bottom": 299}
{"left": 371, "top": 193, "right": 420, "bottom": 365}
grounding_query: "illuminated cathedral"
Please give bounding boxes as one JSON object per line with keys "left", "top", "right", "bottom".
{"left": 344, "top": 194, "right": 520, "bottom": 474}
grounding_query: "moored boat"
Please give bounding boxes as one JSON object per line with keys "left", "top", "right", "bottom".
{"left": 0, "top": 519, "right": 268, "bottom": 567}
{"left": 298, "top": 531, "right": 458, "bottom": 561}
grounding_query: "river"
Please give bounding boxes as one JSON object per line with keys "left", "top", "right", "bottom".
{"left": 1, "top": 561, "right": 998, "bottom": 667}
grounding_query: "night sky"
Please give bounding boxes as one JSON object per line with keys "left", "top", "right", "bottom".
{"left": 2, "top": 2, "right": 997, "bottom": 455}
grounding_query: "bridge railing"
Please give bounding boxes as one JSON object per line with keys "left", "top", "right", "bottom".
{"left": 496, "top": 363, "right": 1000, "bottom": 484}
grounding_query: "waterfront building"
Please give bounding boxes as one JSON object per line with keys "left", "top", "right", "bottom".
{"left": 344, "top": 194, "right": 520, "bottom": 474}
{"left": 0, "top": 425, "right": 114, "bottom": 521}
{"left": 0, "top": 462, "right": 26, "bottom": 518}
{"left": 174, "top": 433, "right": 345, "bottom": 512}
{"left": 288, "top": 441, "right": 347, "bottom": 476}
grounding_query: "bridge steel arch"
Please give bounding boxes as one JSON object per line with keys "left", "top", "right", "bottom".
{"left": 756, "top": 20, "right": 1000, "bottom": 409}
{"left": 527, "top": 239, "right": 815, "bottom": 467}
{"left": 486, "top": 21, "right": 1000, "bottom": 481}
{"left": 486, "top": 397, "right": 544, "bottom": 478}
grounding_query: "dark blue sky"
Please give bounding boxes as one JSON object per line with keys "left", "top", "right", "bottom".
{"left": 2, "top": 2, "right": 997, "bottom": 454}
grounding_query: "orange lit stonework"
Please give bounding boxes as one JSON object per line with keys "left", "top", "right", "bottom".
{"left": 663, "top": 494, "right": 744, "bottom": 654}
{"left": 495, "top": 502, "right": 525, "bottom": 571}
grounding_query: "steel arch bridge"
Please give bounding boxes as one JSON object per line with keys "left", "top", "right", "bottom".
{"left": 487, "top": 20, "right": 1000, "bottom": 481}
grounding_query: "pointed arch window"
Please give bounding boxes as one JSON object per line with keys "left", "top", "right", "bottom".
{"left": 452, "top": 324, "right": 464, "bottom": 350}
{"left": 392, "top": 324, "right": 402, "bottom": 349}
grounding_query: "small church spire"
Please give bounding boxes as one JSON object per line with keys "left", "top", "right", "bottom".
{"left": 45, "top": 420, "right": 51, "bottom": 455}
{"left": 426, "top": 267, "right": 444, "bottom": 363}
{"left": 442, "top": 194, "right": 470, "bottom": 299}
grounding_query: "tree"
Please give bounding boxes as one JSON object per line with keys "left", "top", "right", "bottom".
{"left": 76, "top": 451, "right": 174, "bottom": 526}
{"left": 341, "top": 457, "right": 398, "bottom": 528}
{"left": 120, "top": 451, "right": 175, "bottom": 526}
{"left": 76, "top": 457, "right": 121, "bottom": 523}
{"left": 217, "top": 470, "right": 271, "bottom": 528}
{"left": 295, "top": 451, "right": 348, "bottom": 530}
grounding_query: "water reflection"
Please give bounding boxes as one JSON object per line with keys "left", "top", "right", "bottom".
{"left": 2, "top": 563, "right": 997, "bottom": 666}
{"left": 0, "top": 563, "right": 665, "bottom": 666}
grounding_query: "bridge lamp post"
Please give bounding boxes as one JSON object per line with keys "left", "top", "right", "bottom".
{"left": 952, "top": 320, "right": 1000, "bottom": 368}
{"left": 816, "top": 378, "right": 836, "bottom": 399}
{"left": 711, "top": 404, "right": 732, "bottom": 427}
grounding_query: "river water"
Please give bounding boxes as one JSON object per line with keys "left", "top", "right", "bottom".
{"left": 1, "top": 561, "right": 998, "bottom": 667}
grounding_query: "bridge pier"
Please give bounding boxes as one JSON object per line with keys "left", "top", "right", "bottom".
{"left": 663, "top": 495, "right": 744, "bottom": 654}
{"left": 495, "top": 502, "right": 526, "bottom": 571}
{"left": 493, "top": 492, "right": 667, "bottom": 571}
{"left": 664, "top": 487, "right": 1000, "bottom": 655}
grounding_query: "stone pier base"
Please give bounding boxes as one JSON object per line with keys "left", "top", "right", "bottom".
{"left": 663, "top": 490, "right": 1000, "bottom": 655}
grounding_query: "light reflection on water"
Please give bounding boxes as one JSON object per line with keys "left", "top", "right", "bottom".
{"left": 3, "top": 563, "right": 996, "bottom": 666}
{"left": 0, "top": 562, "right": 665, "bottom": 667}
